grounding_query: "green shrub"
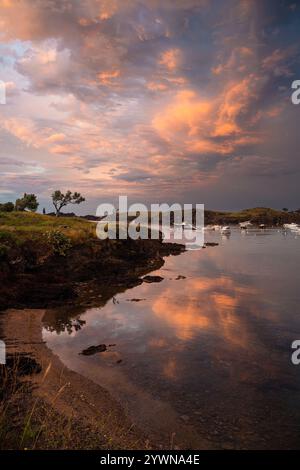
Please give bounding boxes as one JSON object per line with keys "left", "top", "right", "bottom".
{"left": 0, "top": 202, "right": 14, "bottom": 212}
{"left": 0, "top": 244, "right": 8, "bottom": 261}
{"left": 45, "top": 230, "right": 72, "bottom": 256}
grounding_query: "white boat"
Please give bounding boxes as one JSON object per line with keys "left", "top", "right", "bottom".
{"left": 283, "top": 223, "right": 300, "bottom": 230}
{"left": 221, "top": 226, "right": 231, "bottom": 234}
{"left": 239, "top": 221, "right": 252, "bottom": 229}
{"left": 202, "top": 224, "right": 220, "bottom": 231}
{"left": 174, "top": 222, "right": 186, "bottom": 227}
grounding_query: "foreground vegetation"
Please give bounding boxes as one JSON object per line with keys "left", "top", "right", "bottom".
{"left": 0, "top": 352, "right": 142, "bottom": 450}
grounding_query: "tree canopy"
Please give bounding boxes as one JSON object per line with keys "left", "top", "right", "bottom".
{"left": 0, "top": 202, "right": 14, "bottom": 212}
{"left": 15, "top": 193, "right": 39, "bottom": 212}
{"left": 51, "top": 190, "right": 85, "bottom": 216}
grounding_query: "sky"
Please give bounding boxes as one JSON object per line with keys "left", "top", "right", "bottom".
{"left": 0, "top": 0, "right": 300, "bottom": 214}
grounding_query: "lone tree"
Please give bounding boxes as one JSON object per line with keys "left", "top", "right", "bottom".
{"left": 51, "top": 190, "right": 85, "bottom": 216}
{"left": 15, "top": 193, "right": 39, "bottom": 212}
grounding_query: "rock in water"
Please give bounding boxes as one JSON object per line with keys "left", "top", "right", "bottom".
{"left": 80, "top": 344, "right": 107, "bottom": 356}
{"left": 143, "top": 275, "right": 164, "bottom": 283}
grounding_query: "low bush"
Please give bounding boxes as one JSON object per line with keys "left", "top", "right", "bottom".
{"left": 45, "top": 230, "right": 72, "bottom": 256}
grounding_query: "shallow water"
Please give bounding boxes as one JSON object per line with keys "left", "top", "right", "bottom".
{"left": 43, "top": 228, "right": 300, "bottom": 449}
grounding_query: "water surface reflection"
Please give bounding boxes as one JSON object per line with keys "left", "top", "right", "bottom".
{"left": 43, "top": 228, "right": 300, "bottom": 449}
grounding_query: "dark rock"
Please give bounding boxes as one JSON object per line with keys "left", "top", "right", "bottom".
{"left": 159, "top": 243, "right": 185, "bottom": 256}
{"left": 175, "top": 275, "right": 186, "bottom": 280}
{"left": 5, "top": 354, "right": 42, "bottom": 376}
{"left": 180, "top": 414, "right": 190, "bottom": 423}
{"left": 80, "top": 344, "right": 107, "bottom": 356}
{"left": 80, "top": 215, "right": 106, "bottom": 221}
{"left": 143, "top": 275, "right": 164, "bottom": 283}
{"left": 46, "top": 212, "right": 76, "bottom": 217}
{"left": 204, "top": 242, "right": 219, "bottom": 247}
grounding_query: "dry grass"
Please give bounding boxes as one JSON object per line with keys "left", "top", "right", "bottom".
{"left": 0, "top": 354, "right": 147, "bottom": 450}
{"left": 0, "top": 353, "right": 144, "bottom": 450}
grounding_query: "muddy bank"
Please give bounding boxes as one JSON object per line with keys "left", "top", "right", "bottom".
{"left": 0, "top": 309, "right": 150, "bottom": 449}
{"left": 0, "top": 238, "right": 185, "bottom": 311}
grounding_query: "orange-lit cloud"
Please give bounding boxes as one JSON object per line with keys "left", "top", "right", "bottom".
{"left": 152, "top": 76, "right": 266, "bottom": 157}
{"left": 159, "top": 49, "right": 181, "bottom": 71}
{"left": 98, "top": 70, "right": 120, "bottom": 85}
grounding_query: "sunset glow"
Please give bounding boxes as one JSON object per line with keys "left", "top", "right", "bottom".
{"left": 0, "top": 0, "right": 299, "bottom": 212}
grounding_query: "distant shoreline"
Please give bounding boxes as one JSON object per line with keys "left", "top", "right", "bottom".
{"left": 43, "top": 207, "right": 300, "bottom": 227}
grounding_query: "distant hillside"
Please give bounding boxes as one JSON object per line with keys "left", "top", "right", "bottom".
{"left": 130, "top": 207, "right": 300, "bottom": 227}
{"left": 203, "top": 208, "right": 300, "bottom": 226}
{"left": 166, "top": 207, "right": 300, "bottom": 226}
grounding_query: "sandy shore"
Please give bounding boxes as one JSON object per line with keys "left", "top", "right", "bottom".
{"left": 1, "top": 308, "right": 217, "bottom": 451}
{"left": 1, "top": 309, "right": 147, "bottom": 449}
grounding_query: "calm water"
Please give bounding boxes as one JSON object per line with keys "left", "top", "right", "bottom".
{"left": 43, "top": 228, "right": 300, "bottom": 449}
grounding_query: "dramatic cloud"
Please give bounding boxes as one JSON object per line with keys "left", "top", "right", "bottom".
{"left": 0, "top": 0, "right": 299, "bottom": 211}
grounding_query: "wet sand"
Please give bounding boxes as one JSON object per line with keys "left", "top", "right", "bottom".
{"left": 1, "top": 309, "right": 146, "bottom": 449}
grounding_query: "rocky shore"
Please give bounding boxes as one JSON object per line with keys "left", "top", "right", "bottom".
{"left": 0, "top": 237, "right": 185, "bottom": 311}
